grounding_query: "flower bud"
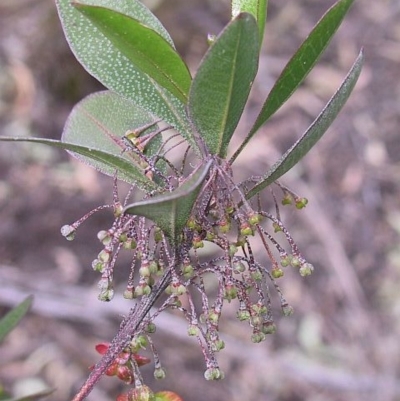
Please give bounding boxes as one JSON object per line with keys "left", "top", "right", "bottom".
{"left": 204, "top": 368, "right": 224, "bottom": 381}
{"left": 271, "top": 268, "right": 284, "bottom": 279}
{"left": 248, "top": 213, "right": 262, "bottom": 225}
{"left": 237, "top": 310, "right": 250, "bottom": 321}
{"left": 251, "top": 331, "right": 266, "bottom": 343}
{"left": 187, "top": 324, "right": 199, "bottom": 336}
{"left": 262, "top": 322, "right": 277, "bottom": 335}
{"left": 228, "top": 244, "right": 238, "bottom": 257}
{"left": 98, "top": 249, "right": 111, "bottom": 263}
{"left": 92, "top": 258, "right": 105, "bottom": 272}
{"left": 282, "top": 304, "right": 294, "bottom": 317}
{"left": 97, "top": 230, "right": 112, "bottom": 245}
{"left": 240, "top": 222, "right": 253, "bottom": 236}
{"left": 61, "top": 225, "right": 76, "bottom": 241}
{"left": 113, "top": 201, "right": 123, "bottom": 217}
{"left": 299, "top": 262, "right": 314, "bottom": 276}
{"left": 295, "top": 197, "right": 308, "bottom": 209}
{"left": 233, "top": 261, "right": 246, "bottom": 273}
{"left": 123, "top": 238, "right": 137, "bottom": 250}
{"left": 154, "top": 367, "right": 166, "bottom": 380}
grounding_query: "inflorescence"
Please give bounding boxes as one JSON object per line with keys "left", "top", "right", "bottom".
{"left": 61, "top": 123, "right": 314, "bottom": 385}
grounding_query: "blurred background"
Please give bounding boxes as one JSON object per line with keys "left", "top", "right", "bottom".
{"left": 0, "top": 0, "right": 399, "bottom": 400}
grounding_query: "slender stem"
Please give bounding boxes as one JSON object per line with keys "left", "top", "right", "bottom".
{"left": 71, "top": 268, "right": 173, "bottom": 401}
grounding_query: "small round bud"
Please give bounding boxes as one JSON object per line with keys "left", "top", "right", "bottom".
{"left": 149, "top": 261, "right": 158, "bottom": 274}
{"left": 193, "top": 238, "right": 204, "bottom": 249}
{"left": 92, "top": 258, "right": 105, "bottom": 272}
{"left": 237, "top": 310, "right": 251, "bottom": 321}
{"left": 208, "top": 310, "right": 219, "bottom": 325}
{"left": 219, "top": 219, "right": 231, "bottom": 234}
{"left": 248, "top": 213, "right": 262, "bottom": 225}
{"left": 97, "top": 230, "right": 112, "bottom": 245}
{"left": 282, "top": 304, "right": 294, "bottom": 317}
{"left": 206, "top": 231, "right": 215, "bottom": 241}
{"left": 233, "top": 261, "right": 246, "bottom": 273}
{"left": 146, "top": 323, "right": 156, "bottom": 334}
{"left": 295, "top": 197, "right": 308, "bottom": 209}
{"left": 123, "top": 288, "right": 134, "bottom": 299}
{"left": 139, "top": 265, "right": 151, "bottom": 278}
{"left": 281, "top": 194, "right": 293, "bottom": 205}
{"left": 262, "top": 322, "right": 277, "bottom": 335}
{"left": 290, "top": 256, "right": 301, "bottom": 267}
{"left": 154, "top": 227, "right": 163, "bottom": 243}
{"left": 280, "top": 254, "right": 291, "bottom": 267}
{"left": 212, "top": 339, "right": 225, "bottom": 351}
{"left": 240, "top": 222, "right": 253, "bottom": 236}
{"left": 98, "top": 288, "right": 114, "bottom": 302}
{"left": 175, "top": 284, "right": 187, "bottom": 296}
{"left": 250, "top": 270, "right": 263, "bottom": 281}
{"left": 113, "top": 201, "right": 123, "bottom": 217}
{"left": 225, "top": 204, "right": 235, "bottom": 215}
{"left": 224, "top": 284, "right": 238, "bottom": 302}
{"left": 250, "top": 316, "right": 262, "bottom": 327}
{"left": 204, "top": 368, "right": 224, "bottom": 381}
{"left": 273, "top": 222, "right": 282, "bottom": 233}
{"left": 228, "top": 244, "right": 238, "bottom": 257}
{"left": 187, "top": 324, "right": 199, "bottom": 336}
{"left": 123, "top": 385, "right": 154, "bottom": 401}
{"left": 98, "top": 249, "right": 111, "bottom": 263}
{"left": 251, "top": 302, "right": 267, "bottom": 315}
{"left": 154, "top": 367, "right": 166, "bottom": 380}
{"left": 299, "top": 262, "right": 314, "bottom": 277}
{"left": 61, "top": 225, "right": 76, "bottom": 241}
{"left": 182, "top": 263, "right": 194, "bottom": 279}
{"left": 117, "top": 233, "right": 127, "bottom": 244}
{"left": 123, "top": 238, "right": 137, "bottom": 250}
{"left": 271, "top": 268, "right": 284, "bottom": 279}
{"left": 236, "top": 235, "right": 246, "bottom": 247}
{"left": 187, "top": 217, "right": 197, "bottom": 230}
{"left": 251, "top": 331, "right": 266, "bottom": 343}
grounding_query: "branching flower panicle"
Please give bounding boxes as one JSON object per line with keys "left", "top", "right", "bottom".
{"left": 62, "top": 139, "right": 315, "bottom": 386}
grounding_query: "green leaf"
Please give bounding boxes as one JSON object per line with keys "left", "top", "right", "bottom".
{"left": 232, "top": 0, "right": 267, "bottom": 48}
{"left": 0, "top": 295, "right": 33, "bottom": 343}
{"left": 245, "top": 49, "right": 363, "bottom": 200}
{"left": 62, "top": 90, "right": 162, "bottom": 189}
{"left": 188, "top": 13, "right": 259, "bottom": 158}
{"left": 0, "top": 137, "right": 158, "bottom": 191}
{"left": 56, "top": 0, "right": 197, "bottom": 150}
{"left": 124, "top": 160, "right": 212, "bottom": 242}
{"left": 72, "top": 3, "right": 191, "bottom": 103}
{"left": 231, "top": 0, "right": 355, "bottom": 162}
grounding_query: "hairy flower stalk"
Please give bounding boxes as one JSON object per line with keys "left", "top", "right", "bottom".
{"left": 65, "top": 133, "right": 314, "bottom": 401}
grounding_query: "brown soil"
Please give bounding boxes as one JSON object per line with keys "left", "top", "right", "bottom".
{"left": 1, "top": 1, "right": 399, "bottom": 401}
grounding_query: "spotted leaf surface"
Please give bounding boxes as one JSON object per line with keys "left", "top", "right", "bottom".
{"left": 56, "top": 0, "right": 197, "bottom": 150}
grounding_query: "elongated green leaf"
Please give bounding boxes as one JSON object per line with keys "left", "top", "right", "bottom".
{"left": 188, "top": 13, "right": 259, "bottom": 158}
{"left": 62, "top": 90, "right": 163, "bottom": 189}
{"left": 0, "top": 295, "right": 33, "bottom": 343}
{"left": 0, "top": 137, "right": 157, "bottom": 191}
{"left": 56, "top": 0, "right": 198, "bottom": 150}
{"left": 72, "top": 3, "right": 191, "bottom": 103}
{"left": 124, "top": 160, "right": 212, "bottom": 242}
{"left": 245, "top": 50, "right": 363, "bottom": 200}
{"left": 232, "top": 0, "right": 267, "bottom": 48}
{"left": 231, "top": 0, "right": 355, "bottom": 162}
